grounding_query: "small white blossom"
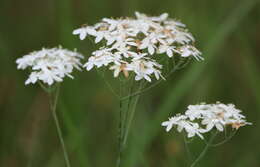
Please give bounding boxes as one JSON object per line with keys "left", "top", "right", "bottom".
{"left": 83, "top": 47, "right": 121, "bottom": 71}
{"left": 135, "top": 12, "right": 169, "bottom": 22}
{"left": 73, "top": 26, "right": 97, "bottom": 40}
{"left": 16, "top": 47, "right": 83, "bottom": 85}
{"left": 109, "top": 61, "right": 130, "bottom": 78}
{"left": 162, "top": 114, "right": 204, "bottom": 139}
{"left": 162, "top": 114, "right": 188, "bottom": 132}
{"left": 179, "top": 45, "right": 203, "bottom": 61}
{"left": 158, "top": 45, "right": 178, "bottom": 58}
{"left": 128, "top": 57, "right": 163, "bottom": 82}
{"left": 162, "top": 102, "right": 251, "bottom": 139}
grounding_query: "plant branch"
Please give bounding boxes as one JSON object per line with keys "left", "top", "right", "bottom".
{"left": 123, "top": 81, "right": 144, "bottom": 147}
{"left": 49, "top": 84, "right": 71, "bottom": 167}
{"left": 121, "top": 59, "right": 187, "bottom": 101}
{"left": 190, "top": 132, "right": 218, "bottom": 167}
{"left": 209, "top": 130, "right": 237, "bottom": 147}
{"left": 117, "top": 81, "right": 124, "bottom": 167}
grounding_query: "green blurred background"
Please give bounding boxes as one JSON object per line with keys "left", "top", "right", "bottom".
{"left": 0, "top": 0, "right": 260, "bottom": 166}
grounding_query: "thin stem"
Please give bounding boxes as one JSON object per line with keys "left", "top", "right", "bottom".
{"left": 121, "top": 59, "right": 187, "bottom": 101}
{"left": 38, "top": 81, "right": 52, "bottom": 93}
{"left": 209, "top": 130, "right": 237, "bottom": 147}
{"left": 117, "top": 81, "right": 123, "bottom": 167}
{"left": 122, "top": 77, "right": 135, "bottom": 142}
{"left": 117, "top": 76, "right": 135, "bottom": 167}
{"left": 122, "top": 81, "right": 144, "bottom": 147}
{"left": 183, "top": 134, "right": 193, "bottom": 164}
{"left": 190, "top": 132, "right": 218, "bottom": 167}
{"left": 87, "top": 36, "right": 95, "bottom": 45}
{"left": 96, "top": 68, "right": 120, "bottom": 98}
{"left": 49, "top": 84, "right": 71, "bottom": 167}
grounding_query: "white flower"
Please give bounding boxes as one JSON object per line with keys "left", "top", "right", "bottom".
{"left": 113, "top": 40, "right": 138, "bottom": 58}
{"left": 158, "top": 45, "right": 178, "bottom": 57}
{"left": 83, "top": 48, "right": 117, "bottom": 71}
{"left": 135, "top": 12, "right": 168, "bottom": 22}
{"left": 184, "top": 122, "right": 204, "bottom": 139}
{"left": 16, "top": 47, "right": 83, "bottom": 85}
{"left": 74, "top": 12, "right": 203, "bottom": 81}
{"left": 179, "top": 45, "right": 203, "bottom": 60}
{"left": 109, "top": 61, "right": 130, "bottom": 78}
{"left": 73, "top": 26, "right": 96, "bottom": 40}
{"left": 162, "top": 115, "right": 188, "bottom": 132}
{"left": 201, "top": 117, "right": 225, "bottom": 132}
{"left": 102, "top": 18, "right": 121, "bottom": 31}
{"left": 112, "top": 38, "right": 137, "bottom": 49}
{"left": 162, "top": 115, "right": 204, "bottom": 139}
{"left": 128, "top": 57, "right": 163, "bottom": 82}
{"left": 162, "top": 102, "right": 251, "bottom": 139}
{"left": 185, "top": 105, "right": 206, "bottom": 120}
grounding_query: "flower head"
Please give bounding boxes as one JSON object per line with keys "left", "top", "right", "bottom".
{"left": 16, "top": 47, "right": 84, "bottom": 85}
{"left": 73, "top": 12, "right": 202, "bottom": 82}
{"left": 162, "top": 102, "right": 251, "bottom": 139}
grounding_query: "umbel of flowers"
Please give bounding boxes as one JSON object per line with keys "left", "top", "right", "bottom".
{"left": 16, "top": 46, "right": 83, "bottom": 85}
{"left": 162, "top": 102, "right": 252, "bottom": 139}
{"left": 16, "top": 46, "right": 84, "bottom": 167}
{"left": 73, "top": 12, "right": 203, "bottom": 82}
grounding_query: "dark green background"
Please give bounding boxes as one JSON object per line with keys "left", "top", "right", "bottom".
{"left": 0, "top": 0, "right": 259, "bottom": 166}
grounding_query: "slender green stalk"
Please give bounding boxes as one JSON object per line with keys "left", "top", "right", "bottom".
{"left": 183, "top": 134, "right": 193, "bottom": 164}
{"left": 117, "top": 79, "right": 144, "bottom": 167}
{"left": 122, "top": 77, "right": 135, "bottom": 143}
{"left": 208, "top": 130, "right": 237, "bottom": 147}
{"left": 190, "top": 132, "right": 218, "bottom": 167}
{"left": 123, "top": 81, "right": 144, "bottom": 147}
{"left": 96, "top": 68, "right": 120, "bottom": 98}
{"left": 121, "top": 59, "right": 184, "bottom": 101}
{"left": 117, "top": 81, "right": 124, "bottom": 167}
{"left": 49, "top": 84, "right": 71, "bottom": 167}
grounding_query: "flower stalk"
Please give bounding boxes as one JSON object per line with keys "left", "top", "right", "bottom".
{"left": 190, "top": 131, "right": 218, "bottom": 167}
{"left": 16, "top": 47, "right": 82, "bottom": 167}
{"left": 117, "top": 80, "right": 124, "bottom": 167}
{"left": 123, "top": 81, "right": 144, "bottom": 147}
{"left": 48, "top": 84, "right": 71, "bottom": 167}
{"left": 117, "top": 78, "right": 144, "bottom": 167}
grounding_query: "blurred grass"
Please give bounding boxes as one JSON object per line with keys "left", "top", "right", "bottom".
{"left": 0, "top": 0, "right": 259, "bottom": 167}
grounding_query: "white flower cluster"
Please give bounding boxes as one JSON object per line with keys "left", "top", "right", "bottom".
{"left": 16, "top": 47, "right": 83, "bottom": 85}
{"left": 162, "top": 102, "right": 251, "bottom": 139}
{"left": 73, "top": 12, "right": 202, "bottom": 82}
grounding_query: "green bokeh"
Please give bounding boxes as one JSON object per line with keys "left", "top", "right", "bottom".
{"left": 0, "top": 0, "right": 259, "bottom": 166}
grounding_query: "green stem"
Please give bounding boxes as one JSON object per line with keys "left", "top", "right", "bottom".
{"left": 209, "top": 130, "right": 237, "bottom": 147}
{"left": 117, "top": 81, "right": 123, "bottom": 167}
{"left": 190, "top": 132, "right": 218, "bottom": 167}
{"left": 122, "top": 77, "right": 135, "bottom": 142}
{"left": 122, "top": 81, "right": 144, "bottom": 147}
{"left": 38, "top": 81, "right": 52, "bottom": 93}
{"left": 49, "top": 84, "right": 71, "bottom": 167}
{"left": 96, "top": 68, "right": 120, "bottom": 98}
{"left": 121, "top": 59, "right": 185, "bottom": 101}
{"left": 183, "top": 134, "right": 193, "bottom": 164}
